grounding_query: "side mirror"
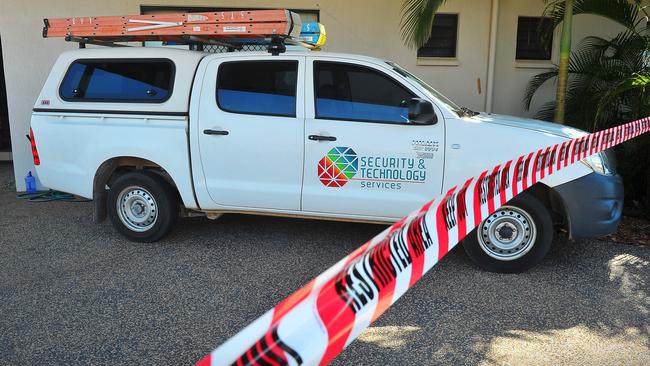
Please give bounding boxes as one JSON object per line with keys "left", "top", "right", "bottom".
{"left": 408, "top": 98, "right": 438, "bottom": 125}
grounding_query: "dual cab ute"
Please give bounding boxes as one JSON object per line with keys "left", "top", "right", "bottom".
{"left": 31, "top": 47, "right": 623, "bottom": 272}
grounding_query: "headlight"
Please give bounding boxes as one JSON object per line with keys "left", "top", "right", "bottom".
{"left": 581, "top": 152, "right": 615, "bottom": 175}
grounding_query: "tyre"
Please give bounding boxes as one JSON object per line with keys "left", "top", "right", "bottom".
{"left": 107, "top": 171, "right": 178, "bottom": 242}
{"left": 462, "top": 192, "right": 553, "bottom": 273}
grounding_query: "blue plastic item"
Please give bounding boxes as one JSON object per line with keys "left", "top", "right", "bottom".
{"left": 25, "top": 171, "right": 37, "bottom": 194}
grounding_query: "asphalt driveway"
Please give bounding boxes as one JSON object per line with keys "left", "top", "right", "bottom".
{"left": 1, "top": 162, "right": 648, "bottom": 365}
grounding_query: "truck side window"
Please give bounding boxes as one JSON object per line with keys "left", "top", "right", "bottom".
{"left": 217, "top": 61, "right": 298, "bottom": 117}
{"left": 314, "top": 61, "right": 415, "bottom": 124}
{"left": 59, "top": 59, "right": 174, "bottom": 103}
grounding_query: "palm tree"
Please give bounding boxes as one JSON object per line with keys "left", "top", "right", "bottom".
{"left": 527, "top": 0, "right": 648, "bottom": 128}
{"left": 550, "top": 0, "right": 574, "bottom": 124}
{"left": 399, "top": 0, "right": 448, "bottom": 49}
{"left": 525, "top": 32, "right": 649, "bottom": 128}
{"left": 526, "top": 0, "right": 650, "bottom": 213}
{"left": 541, "top": 0, "right": 646, "bottom": 123}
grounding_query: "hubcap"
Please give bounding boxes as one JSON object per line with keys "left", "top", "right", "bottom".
{"left": 477, "top": 205, "right": 536, "bottom": 261}
{"left": 116, "top": 186, "right": 158, "bottom": 232}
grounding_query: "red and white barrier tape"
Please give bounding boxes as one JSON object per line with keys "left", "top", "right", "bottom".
{"left": 197, "top": 118, "right": 650, "bottom": 366}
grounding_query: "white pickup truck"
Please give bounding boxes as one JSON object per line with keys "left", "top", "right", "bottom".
{"left": 31, "top": 47, "right": 623, "bottom": 272}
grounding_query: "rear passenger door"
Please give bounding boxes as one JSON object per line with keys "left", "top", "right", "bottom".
{"left": 196, "top": 56, "right": 305, "bottom": 210}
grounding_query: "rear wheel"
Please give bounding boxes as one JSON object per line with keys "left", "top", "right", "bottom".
{"left": 107, "top": 171, "right": 178, "bottom": 242}
{"left": 462, "top": 193, "right": 553, "bottom": 273}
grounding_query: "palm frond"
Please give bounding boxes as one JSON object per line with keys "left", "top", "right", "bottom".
{"left": 400, "top": 0, "right": 447, "bottom": 49}
{"left": 529, "top": 20, "right": 650, "bottom": 130}
{"left": 534, "top": 101, "right": 558, "bottom": 121}
{"left": 524, "top": 71, "right": 558, "bottom": 110}
{"left": 544, "top": 0, "right": 640, "bottom": 32}
{"left": 596, "top": 72, "right": 650, "bottom": 121}
{"left": 567, "top": 45, "right": 599, "bottom": 73}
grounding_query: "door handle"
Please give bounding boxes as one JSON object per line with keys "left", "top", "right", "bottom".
{"left": 308, "top": 135, "right": 337, "bottom": 142}
{"left": 204, "top": 129, "right": 229, "bottom": 136}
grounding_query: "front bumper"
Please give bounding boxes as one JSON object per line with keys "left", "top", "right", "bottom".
{"left": 554, "top": 172, "right": 624, "bottom": 239}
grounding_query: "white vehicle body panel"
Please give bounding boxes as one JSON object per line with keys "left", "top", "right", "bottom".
{"left": 33, "top": 48, "right": 593, "bottom": 223}
{"left": 31, "top": 113, "right": 195, "bottom": 206}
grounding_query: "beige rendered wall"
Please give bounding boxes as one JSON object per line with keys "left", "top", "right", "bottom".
{"left": 0, "top": 0, "right": 625, "bottom": 190}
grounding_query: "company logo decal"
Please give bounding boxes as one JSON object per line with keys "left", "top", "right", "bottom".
{"left": 318, "top": 147, "right": 427, "bottom": 190}
{"left": 318, "top": 147, "right": 359, "bottom": 187}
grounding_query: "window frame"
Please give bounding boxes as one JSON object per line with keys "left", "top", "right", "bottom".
{"left": 515, "top": 16, "right": 554, "bottom": 61}
{"left": 312, "top": 60, "right": 419, "bottom": 126}
{"left": 417, "top": 13, "right": 459, "bottom": 59}
{"left": 215, "top": 59, "right": 299, "bottom": 118}
{"left": 58, "top": 58, "right": 176, "bottom": 104}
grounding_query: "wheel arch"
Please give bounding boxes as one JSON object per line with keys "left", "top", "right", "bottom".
{"left": 93, "top": 156, "right": 185, "bottom": 223}
{"left": 526, "top": 183, "right": 570, "bottom": 237}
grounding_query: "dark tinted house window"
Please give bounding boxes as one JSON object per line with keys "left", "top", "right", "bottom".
{"left": 217, "top": 61, "right": 298, "bottom": 116}
{"left": 60, "top": 59, "right": 174, "bottom": 102}
{"left": 417, "top": 14, "right": 458, "bottom": 58}
{"left": 516, "top": 17, "right": 553, "bottom": 60}
{"left": 314, "top": 62, "right": 415, "bottom": 123}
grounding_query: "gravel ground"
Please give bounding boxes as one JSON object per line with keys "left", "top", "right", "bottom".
{"left": 1, "top": 162, "right": 648, "bottom": 365}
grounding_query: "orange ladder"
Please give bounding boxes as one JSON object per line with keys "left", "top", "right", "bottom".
{"left": 43, "top": 9, "right": 302, "bottom": 42}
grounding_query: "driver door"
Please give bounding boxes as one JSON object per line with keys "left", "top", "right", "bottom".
{"left": 301, "top": 58, "right": 446, "bottom": 219}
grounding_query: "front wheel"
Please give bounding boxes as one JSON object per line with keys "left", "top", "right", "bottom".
{"left": 107, "top": 171, "right": 178, "bottom": 242}
{"left": 462, "top": 192, "right": 553, "bottom": 273}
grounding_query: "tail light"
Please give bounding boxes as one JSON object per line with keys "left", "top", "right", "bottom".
{"left": 29, "top": 127, "right": 40, "bottom": 166}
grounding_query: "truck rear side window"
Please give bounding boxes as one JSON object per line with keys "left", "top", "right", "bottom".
{"left": 217, "top": 61, "right": 298, "bottom": 117}
{"left": 59, "top": 59, "right": 174, "bottom": 103}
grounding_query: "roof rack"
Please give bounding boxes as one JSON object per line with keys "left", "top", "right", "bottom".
{"left": 43, "top": 9, "right": 327, "bottom": 53}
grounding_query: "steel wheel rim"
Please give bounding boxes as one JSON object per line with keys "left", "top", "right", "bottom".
{"left": 477, "top": 205, "right": 537, "bottom": 261}
{"left": 116, "top": 186, "right": 158, "bottom": 232}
